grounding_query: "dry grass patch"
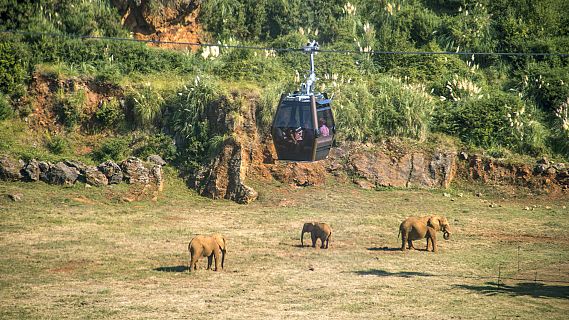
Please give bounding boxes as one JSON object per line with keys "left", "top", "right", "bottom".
{"left": 1, "top": 177, "right": 568, "bottom": 319}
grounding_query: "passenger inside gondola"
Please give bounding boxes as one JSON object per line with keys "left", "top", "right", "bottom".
{"left": 319, "top": 118, "right": 329, "bottom": 137}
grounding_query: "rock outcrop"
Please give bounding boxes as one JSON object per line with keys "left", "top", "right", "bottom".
{"left": 460, "top": 154, "right": 568, "bottom": 193}
{"left": 98, "top": 160, "right": 123, "bottom": 184}
{"left": 45, "top": 162, "right": 79, "bottom": 186}
{"left": 121, "top": 157, "right": 151, "bottom": 185}
{"left": 0, "top": 155, "right": 24, "bottom": 181}
{"left": 85, "top": 166, "right": 109, "bottom": 186}
{"left": 1, "top": 156, "right": 165, "bottom": 200}
{"left": 22, "top": 159, "right": 40, "bottom": 182}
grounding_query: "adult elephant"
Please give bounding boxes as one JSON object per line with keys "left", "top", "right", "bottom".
{"left": 188, "top": 234, "right": 227, "bottom": 272}
{"left": 398, "top": 215, "right": 451, "bottom": 251}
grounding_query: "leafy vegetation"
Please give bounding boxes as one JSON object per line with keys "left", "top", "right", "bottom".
{"left": 0, "top": 0, "right": 568, "bottom": 163}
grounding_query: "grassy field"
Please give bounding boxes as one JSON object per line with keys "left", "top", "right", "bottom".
{"left": 1, "top": 172, "right": 568, "bottom": 319}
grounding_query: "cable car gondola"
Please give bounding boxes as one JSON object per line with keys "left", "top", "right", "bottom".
{"left": 271, "top": 41, "right": 336, "bottom": 162}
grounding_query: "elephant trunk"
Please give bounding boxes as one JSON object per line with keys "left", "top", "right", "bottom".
{"left": 443, "top": 226, "right": 451, "bottom": 240}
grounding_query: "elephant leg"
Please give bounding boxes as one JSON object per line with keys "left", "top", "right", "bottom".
{"left": 189, "top": 252, "right": 199, "bottom": 272}
{"left": 213, "top": 250, "right": 221, "bottom": 271}
{"left": 320, "top": 236, "right": 326, "bottom": 249}
{"left": 407, "top": 239, "right": 415, "bottom": 250}
{"left": 432, "top": 237, "right": 438, "bottom": 253}
{"left": 401, "top": 232, "right": 407, "bottom": 251}
{"left": 325, "top": 236, "right": 330, "bottom": 249}
{"left": 311, "top": 232, "right": 317, "bottom": 248}
{"left": 207, "top": 255, "right": 213, "bottom": 270}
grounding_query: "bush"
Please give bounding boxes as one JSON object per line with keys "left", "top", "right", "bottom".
{"left": 164, "top": 77, "right": 221, "bottom": 171}
{"left": 125, "top": 84, "right": 164, "bottom": 130}
{"left": 334, "top": 76, "right": 436, "bottom": 142}
{"left": 91, "top": 137, "right": 130, "bottom": 163}
{"left": 432, "top": 91, "right": 548, "bottom": 154}
{"left": 94, "top": 97, "right": 125, "bottom": 129}
{"left": 46, "top": 135, "right": 69, "bottom": 155}
{"left": 53, "top": 88, "right": 87, "bottom": 128}
{"left": 131, "top": 133, "right": 176, "bottom": 162}
{"left": 0, "top": 93, "right": 13, "bottom": 120}
{"left": 0, "top": 37, "right": 31, "bottom": 96}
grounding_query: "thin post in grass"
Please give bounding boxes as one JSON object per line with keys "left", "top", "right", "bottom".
{"left": 498, "top": 264, "right": 502, "bottom": 286}
{"left": 534, "top": 271, "right": 538, "bottom": 284}
{"left": 517, "top": 245, "right": 520, "bottom": 272}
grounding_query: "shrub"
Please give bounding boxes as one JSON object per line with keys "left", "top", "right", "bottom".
{"left": 125, "top": 84, "right": 164, "bottom": 130}
{"left": 91, "top": 137, "right": 130, "bottom": 162}
{"left": 53, "top": 88, "right": 87, "bottom": 128}
{"left": 94, "top": 97, "right": 125, "bottom": 129}
{"left": 334, "top": 76, "right": 436, "bottom": 142}
{"left": 0, "top": 93, "right": 13, "bottom": 120}
{"left": 131, "top": 133, "right": 176, "bottom": 162}
{"left": 0, "top": 37, "right": 31, "bottom": 96}
{"left": 46, "top": 135, "right": 69, "bottom": 155}
{"left": 432, "top": 91, "right": 548, "bottom": 154}
{"left": 164, "top": 77, "right": 221, "bottom": 171}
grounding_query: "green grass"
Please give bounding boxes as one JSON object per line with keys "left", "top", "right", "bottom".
{"left": 0, "top": 173, "right": 568, "bottom": 319}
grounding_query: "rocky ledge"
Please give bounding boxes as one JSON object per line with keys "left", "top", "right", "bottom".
{"left": 1, "top": 155, "right": 165, "bottom": 192}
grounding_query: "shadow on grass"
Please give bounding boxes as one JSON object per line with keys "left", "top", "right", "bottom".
{"left": 154, "top": 265, "right": 189, "bottom": 273}
{"left": 367, "top": 247, "right": 401, "bottom": 252}
{"left": 354, "top": 269, "right": 434, "bottom": 278}
{"left": 456, "top": 282, "right": 569, "bottom": 299}
{"left": 367, "top": 247, "right": 433, "bottom": 252}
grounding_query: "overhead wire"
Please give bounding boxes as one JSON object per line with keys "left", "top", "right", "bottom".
{"left": 2, "top": 29, "right": 569, "bottom": 57}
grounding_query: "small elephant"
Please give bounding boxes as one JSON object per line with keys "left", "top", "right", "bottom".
{"left": 301, "top": 222, "right": 332, "bottom": 249}
{"left": 188, "top": 234, "right": 227, "bottom": 272}
{"left": 398, "top": 215, "right": 451, "bottom": 252}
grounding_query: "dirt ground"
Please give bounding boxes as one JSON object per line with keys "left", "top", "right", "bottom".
{"left": 0, "top": 176, "right": 568, "bottom": 319}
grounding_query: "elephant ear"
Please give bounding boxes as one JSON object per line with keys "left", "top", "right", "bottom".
{"left": 427, "top": 216, "right": 441, "bottom": 231}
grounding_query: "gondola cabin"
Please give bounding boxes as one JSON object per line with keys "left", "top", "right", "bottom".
{"left": 270, "top": 40, "right": 336, "bottom": 162}
{"left": 271, "top": 92, "right": 335, "bottom": 161}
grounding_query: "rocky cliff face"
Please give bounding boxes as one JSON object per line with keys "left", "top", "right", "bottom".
{"left": 188, "top": 88, "right": 568, "bottom": 203}
{"left": 111, "top": 0, "right": 203, "bottom": 50}
{"left": 185, "top": 89, "right": 467, "bottom": 203}
{"left": 461, "top": 154, "right": 569, "bottom": 195}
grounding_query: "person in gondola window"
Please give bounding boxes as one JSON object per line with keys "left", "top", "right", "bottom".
{"left": 292, "top": 127, "right": 303, "bottom": 144}
{"left": 319, "top": 118, "right": 330, "bottom": 137}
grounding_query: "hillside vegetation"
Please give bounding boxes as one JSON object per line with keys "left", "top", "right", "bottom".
{"left": 0, "top": 0, "right": 568, "bottom": 173}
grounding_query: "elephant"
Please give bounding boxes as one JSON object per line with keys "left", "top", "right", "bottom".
{"left": 188, "top": 234, "right": 227, "bottom": 272}
{"left": 398, "top": 215, "right": 451, "bottom": 252}
{"left": 301, "top": 222, "right": 332, "bottom": 249}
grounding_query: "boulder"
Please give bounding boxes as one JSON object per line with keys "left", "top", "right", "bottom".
{"left": 147, "top": 154, "right": 167, "bottom": 166}
{"left": 46, "top": 162, "right": 79, "bottom": 185}
{"left": 120, "top": 157, "right": 150, "bottom": 184}
{"left": 0, "top": 155, "right": 24, "bottom": 181}
{"left": 22, "top": 159, "right": 41, "bottom": 182}
{"left": 84, "top": 166, "right": 108, "bottom": 186}
{"left": 64, "top": 160, "right": 88, "bottom": 174}
{"left": 97, "top": 160, "right": 123, "bottom": 184}
{"left": 150, "top": 165, "right": 164, "bottom": 191}
{"left": 234, "top": 183, "right": 258, "bottom": 204}
{"left": 38, "top": 161, "right": 51, "bottom": 183}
